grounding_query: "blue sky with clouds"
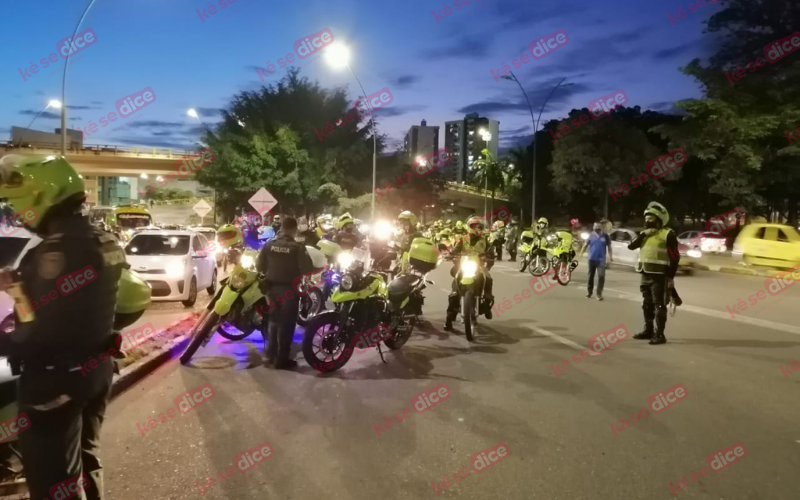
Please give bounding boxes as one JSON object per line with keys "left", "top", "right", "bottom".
{"left": 0, "top": 0, "right": 722, "bottom": 153}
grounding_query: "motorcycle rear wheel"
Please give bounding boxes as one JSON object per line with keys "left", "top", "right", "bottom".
{"left": 384, "top": 315, "right": 415, "bottom": 350}
{"left": 463, "top": 292, "right": 476, "bottom": 342}
{"left": 180, "top": 312, "right": 221, "bottom": 365}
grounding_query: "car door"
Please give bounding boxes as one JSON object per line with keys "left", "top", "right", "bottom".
{"left": 197, "top": 234, "right": 217, "bottom": 282}
{"left": 609, "top": 230, "right": 631, "bottom": 265}
{"left": 191, "top": 235, "right": 210, "bottom": 288}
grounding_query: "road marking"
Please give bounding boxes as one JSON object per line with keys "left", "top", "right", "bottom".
{"left": 589, "top": 285, "right": 800, "bottom": 336}
{"left": 525, "top": 323, "right": 601, "bottom": 355}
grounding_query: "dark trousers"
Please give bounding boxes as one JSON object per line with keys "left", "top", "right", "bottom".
{"left": 493, "top": 240, "right": 504, "bottom": 260}
{"left": 640, "top": 273, "right": 669, "bottom": 336}
{"left": 587, "top": 259, "right": 606, "bottom": 295}
{"left": 266, "top": 287, "right": 300, "bottom": 362}
{"left": 18, "top": 360, "right": 114, "bottom": 500}
{"left": 506, "top": 241, "right": 517, "bottom": 260}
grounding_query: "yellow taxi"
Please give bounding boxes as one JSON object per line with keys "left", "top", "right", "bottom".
{"left": 732, "top": 223, "right": 800, "bottom": 268}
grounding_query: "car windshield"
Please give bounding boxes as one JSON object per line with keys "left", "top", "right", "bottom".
{"left": 702, "top": 232, "right": 722, "bottom": 238}
{"left": 118, "top": 213, "right": 153, "bottom": 230}
{"left": 126, "top": 235, "right": 190, "bottom": 256}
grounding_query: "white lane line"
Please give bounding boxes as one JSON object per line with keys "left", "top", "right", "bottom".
{"left": 583, "top": 285, "right": 800, "bottom": 336}
{"left": 525, "top": 323, "right": 601, "bottom": 356}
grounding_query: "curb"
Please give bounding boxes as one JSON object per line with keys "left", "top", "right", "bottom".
{"left": 693, "top": 264, "right": 776, "bottom": 277}
{"left": 110, "top": 316, "right": 195, "bottom": 399}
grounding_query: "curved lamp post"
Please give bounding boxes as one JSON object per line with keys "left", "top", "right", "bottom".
{"left": 60, "top": 0, "right": 99, "bottom": 155}
{"left": 325, "top": 43, "right": 378, "bottom": 223}
{"left": 17, "top": 100, "right": 61, "bottom": 147}
{"left": 502, "top": 72, "right": 569, "bottom": 223}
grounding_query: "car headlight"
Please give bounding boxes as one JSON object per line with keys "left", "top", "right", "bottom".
{"left": 461, "top": 259, "right": 479, "bottom": 279}
{"left": 165, "top": 261, "right": 185, "bottom": 277}
{"left": 341, "top": 274, "right": 354, "bottom": 290}
{"left": 240, "top": 255, "right": 255, "bottom": 269}
{"left": 338, "top": 252, "right": 354, "bottom": 269}
{"left": 687, "top": 249, "right": 702, "bottom": 258}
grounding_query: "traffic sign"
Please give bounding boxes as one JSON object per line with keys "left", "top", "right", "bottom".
{"left": 193, "top": 199, "right": 212, "bottom": 219}
{"left": 248, "top": 188, "right": 278, "bottom": 215}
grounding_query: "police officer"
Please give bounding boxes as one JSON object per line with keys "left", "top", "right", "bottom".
{"left": 257, "top": 216, "right": 313, "bottom": 369}
{"left": 333, "top": 213, "right": 363, "bottom": 251}
{"left": 0, "top": 155, "right": 125, "bottom": 500}
{"left": 628, "top": 202, "right": 679, "bottom": 345}
{"left": 445, "top": 216, "right": 495, "bottom": 330}
{"left": 294, "top": 216, "right": 320, "bottom": 247}
{"left": 504, "top": 217, "right": 520, "bottom": 261}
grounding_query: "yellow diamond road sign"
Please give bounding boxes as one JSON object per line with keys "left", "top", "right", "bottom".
{"left": 249, "top": 188, "right": 278, "bottom": 215}
{"left": 193, "top": 199, "right": 212, "bottom": 219}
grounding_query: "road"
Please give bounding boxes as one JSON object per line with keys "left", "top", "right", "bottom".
{"left": 103, "top": 259, "right": 800, "bottom": 499}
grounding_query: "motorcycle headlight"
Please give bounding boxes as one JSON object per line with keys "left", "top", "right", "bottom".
{"left": 338, "top": 252, "right": 354, "bottom": 269}
{"left": 372, "top": 220, "right": 394, "bottom": 241}
{"left": 461, "top": 259, "right": 479, "bottom": 279}
{"left": 581, "top": 232, "right": 589, "bottom": 241}
{"left": 230, "top": 269, "right": 249, "bottom": 289}
{"left": 240, "top": 255, "right": 255, "bottom": 269}
{"left": 165, "top": 261, "right": 185, "bottom": 277}
{"left": 341, "top": 274, "right": 354, "bottom": 290}
{"left": 546, "top": 235, "right": 554, "bottom": 242}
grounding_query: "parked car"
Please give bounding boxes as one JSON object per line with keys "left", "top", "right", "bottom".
{"left": 732, "top": 223, "right": 800, "bottom": 268}
{"left": 608, "top": 227, "right": 696, "bottom": 274}
{"left": 125, "top": 230, "right": 217, "bottom": 307}
{"left": 188, "top": 226, "right": 223, "bottom": 265}
{"left": 677, "top": 231, "right": 726, "bottom": 253}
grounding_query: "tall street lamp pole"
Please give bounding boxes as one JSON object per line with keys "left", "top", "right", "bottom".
{"left": 326, "top": 44, "right": 377, "bottom": 223}
{"left": 479, "top": 129, "right": 492, "bottom": 214}
{"left": 60, "top": 0, "right": 98, "bottom": 155}
{"left": 17, "top": 100, "right": 62, "bottom": 147}
{"left": 502, "top": 73, "right": 568, "bottom": 223}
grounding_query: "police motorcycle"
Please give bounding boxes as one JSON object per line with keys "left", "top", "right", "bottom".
{"left": 447, "top": 250, "right": 491, "bottom": 342}
{"left": 545, "top": 230, "right": 579, "bottom": 285}
{"left": 180, "top": 226, "right": 266, "bottom": 364}
{"left": 517, "top": 229, "right": 536, "bottom": 272}
{"left": 297, "top": 244, "right": 331, "bottom": 326}
{"left": 301, "top": 238, "right": 437, "bottom": 373}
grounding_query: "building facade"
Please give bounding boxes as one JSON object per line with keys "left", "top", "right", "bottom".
{"left": 404, "top": 119, "right": 439, "bottom": 166}
{"left": 444, "top": 113, "right": 499, "bottom": 183}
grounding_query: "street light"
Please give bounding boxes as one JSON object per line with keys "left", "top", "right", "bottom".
{"left": 17, "top": 99, "right": 62, "bottom": 147}
{"left": 326, "top": 42, "right": 378, "bottom": 223}
{"left": 187, "top": 108, "right": 199, "bottom": 119}
{"left": 479, "top": 128, "right": 492, "bottom": 213}
{"left": 501, "top": 72, "right": 569, "bottom": 223}
{"left": 61, "top": 0, "right": 99, "bottom": 155}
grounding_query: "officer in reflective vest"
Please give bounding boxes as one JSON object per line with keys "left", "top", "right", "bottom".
{"left": 445, "top": 216, "right": 495, "bottom": 330}
{"left": 0, "top": 155, "right": 124, "bottom": 500}
{"left": 627, "top": 202, "right": 679, "bottom": 345}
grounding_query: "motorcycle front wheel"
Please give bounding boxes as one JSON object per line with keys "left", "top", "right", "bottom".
{"left": 384, "top": 314, "right": 415, "bottom": 350}
{"left": 555, "top": 257, "right": 572, "bottom": 285}
{"left": 529, "top": 253, "right": 551, "bottom": 276}
{"left": 463, "top": 291, "right": 476, "bottom": 342}
{"left": 302, "top": 314, "right": 353, "bottom": 374}
{"left": 180, "top": 311, "right": 221, "bottom": 365}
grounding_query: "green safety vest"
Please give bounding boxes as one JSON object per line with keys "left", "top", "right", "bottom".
{"left": 637, "top": 228, "right": 671, "bottom": 274}
{"left": 463, "top": 237, "right": 487, "bottom": 255}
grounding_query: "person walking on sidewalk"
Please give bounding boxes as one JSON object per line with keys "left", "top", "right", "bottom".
{"left": 581, "top": 222, "right": 612, "bottom": 300}
{"left": 628, "top": 202, "right": 679, "bottom": 345}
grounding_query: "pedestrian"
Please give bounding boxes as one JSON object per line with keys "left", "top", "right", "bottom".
{"left": 256, "top": 216, "right": 314, "bottom": 369}
{"left": 627, "top": 202, "right": 679, "bottom": 345}
{"left": 504, "top": 217, "right": 520, "bottom": 261}
{"left": 0, "top": 155, "right": 126, "bottom": 500}
{"left": 580, "top": 222, "right": 612, "bottom": 300}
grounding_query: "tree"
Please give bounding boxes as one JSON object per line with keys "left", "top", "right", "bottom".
{"left": 472, "top": 149, "right": 506, "bottom": 212}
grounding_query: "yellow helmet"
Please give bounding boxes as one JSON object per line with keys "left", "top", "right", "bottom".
{"left": 397, "top": 210, "right": 419, "bottom": 228}
{"left": 466, "top": 216, "right": 486, "bottom": 237}
{"left": 493, "top": 220, "right": 505, "bottom": 229}
{"left": 644, "top": 202, "right": 669, "bottom": 226}
{"left": 217, "top": 224, "right": 242, "bottom": 248}
{"left": 336, "top": 213, "right": 354, "bottom": 230}
{"left": 455, "top": 221, "right": 464, "bottom": 230}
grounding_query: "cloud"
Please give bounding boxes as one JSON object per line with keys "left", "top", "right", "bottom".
{"left": 369, "top": 105, "right": 426, "bottom": 118}
{"left": 126, "top": 120, "right": 185, "bottom": 129}
{"left": 386, "top": 75, "right": 420, "bottom": 89}
{"left": 90, "top": 100, "right": 104, "bottom": 105}
{"left": 457, "top": 78, "right": 589, "bottom": 116}
{"left": 18, "top": 109, "right": 60, "bottom": 120}
{"left": 653, "top": 41, "right": 698, "bottom": 61}
{"left": 196, "top": 107, "right": 223, "bottom": 118}
{"left": 420, "top": 35, "right": 492, "bottom": 60}
{"left": 66, "top": 104, "right": 100, "bottom": 110}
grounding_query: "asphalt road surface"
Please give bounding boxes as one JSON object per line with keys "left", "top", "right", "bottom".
{"left": 103, "top": 259, "right": 800, "bottom": 499}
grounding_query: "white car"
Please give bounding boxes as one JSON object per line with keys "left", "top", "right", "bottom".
{"left": 608, "top": 227, "right": 697, "bottom": 274}
{"left": 677, "top": 231, "right": 726, "bottom": 253}
{"left": 125, "top": 230, "right": 217, "bottom": 307}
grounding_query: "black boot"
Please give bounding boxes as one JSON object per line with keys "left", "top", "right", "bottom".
{"left": 649, "top": 334, "right": 666, "bottom": 345}
{"left": 650, "top": 309, "right": 667, "bottom": 344}
{"left": 481, "top": 295, "right": 494, "bottom": 319}
{"left": 633, "top": 326, "right": 654, "bottom": 340}
{"left": 445, "top": 293, "right": 460, "bottom": 330}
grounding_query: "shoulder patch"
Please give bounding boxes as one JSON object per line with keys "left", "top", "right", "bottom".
{"left": 38, "top": 251, "right": 65, "bottom": 279}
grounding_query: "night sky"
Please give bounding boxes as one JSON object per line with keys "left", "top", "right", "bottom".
{"left": 1, "top": 0, "right": 721, "bottom": 154}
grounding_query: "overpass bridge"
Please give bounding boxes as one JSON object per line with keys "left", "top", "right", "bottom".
{"left": 1, "top": 142, "right": 513, "bottom": 214}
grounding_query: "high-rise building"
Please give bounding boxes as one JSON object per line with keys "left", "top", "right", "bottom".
{"left": 404, "top": 119, "right": 439, "bottom": 166}
{"left": 444, "top": 113, "right": 499, "bottom": 183}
